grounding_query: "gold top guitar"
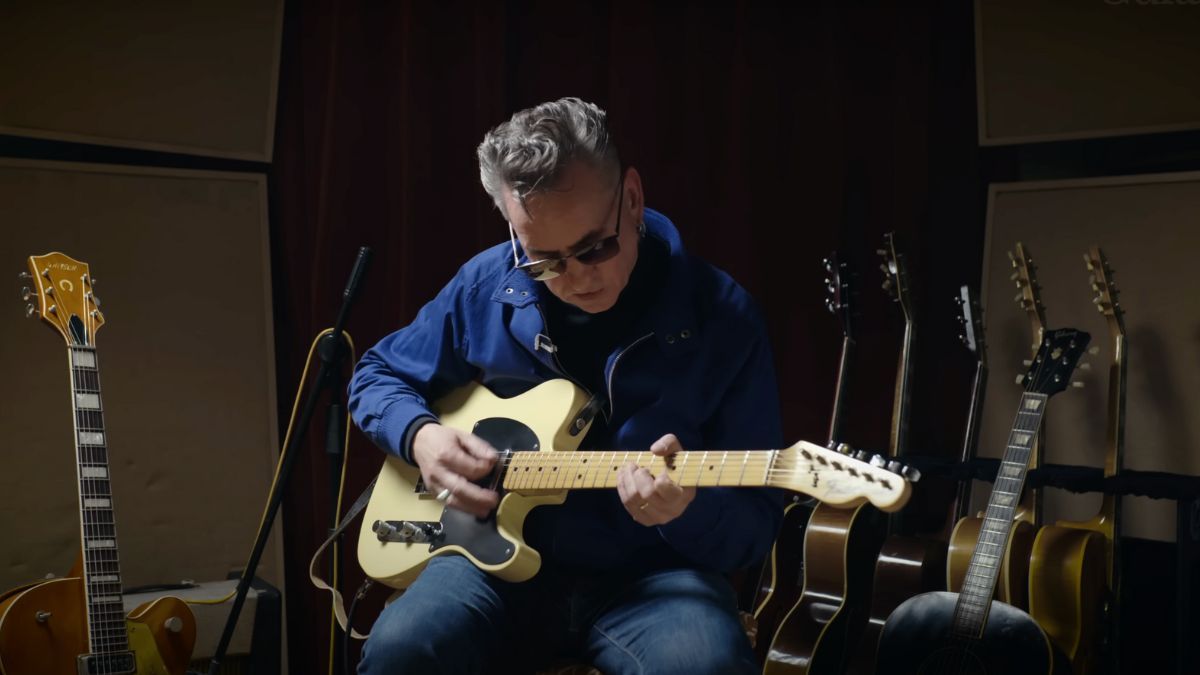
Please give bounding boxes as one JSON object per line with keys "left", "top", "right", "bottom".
{"left": 1027, "top": 246, "right": 1125, "bottom": 674}
{"left": 0, "top": 253, "right": 196, "bottom": 675}
{"left": 357, "top": 378, "right": 915, "bottom": 589}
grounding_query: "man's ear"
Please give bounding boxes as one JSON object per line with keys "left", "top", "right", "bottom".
{"left": 625, "top": 166, "right": 645, "bottom": 218}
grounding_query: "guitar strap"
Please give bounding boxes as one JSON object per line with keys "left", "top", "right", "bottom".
{"left": 308, "top": 476, "right": 378, "bottom": 640}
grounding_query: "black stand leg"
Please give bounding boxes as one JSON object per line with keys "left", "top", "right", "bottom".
{"left": 208, "top": 247, "right": 371, "bottom": 675}
{"left": 1178, "top": 497, "right": 1200, "bottom": 675}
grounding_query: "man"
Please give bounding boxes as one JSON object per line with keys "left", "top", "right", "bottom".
{"left": 349, "top": 97, "right": 783, "bottom": 674}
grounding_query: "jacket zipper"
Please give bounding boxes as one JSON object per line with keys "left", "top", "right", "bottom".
{"left": 533, "top": 303, "right": 605, "bottom": 422}
{"left": 606, "top": 332, "right": 654, "bottom": 420}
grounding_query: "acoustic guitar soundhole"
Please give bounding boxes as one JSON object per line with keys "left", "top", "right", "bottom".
{"left": 916, "top": 647, "right": 986, "bottom": 675}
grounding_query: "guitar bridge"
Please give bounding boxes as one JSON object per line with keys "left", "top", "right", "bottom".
{"left": 78, "top": 652, "right": 136, "bottom": 675}
{"left": 372, "top": 519, "right": 443, "bottom": 544}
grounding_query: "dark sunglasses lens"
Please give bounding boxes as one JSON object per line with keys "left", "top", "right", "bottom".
{"left": 574, "top": 236, "right": 620, "bottom": 265}
{"left": 522, "top": 259, "right": 563, "bottom": 280}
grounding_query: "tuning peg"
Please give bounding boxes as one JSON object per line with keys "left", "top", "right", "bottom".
{"left": 854, "top": 450, "right": 871, "bottom": 462}
{"left": 876, "top": 249, "right": 887, "bottom": 257}
{"left": 1088, "top": 346, "right": 1100, "bottom": 355}
{"left": 18, "top": 271, "right": 31, "bottom": 281}
{"left": 1023, "top": 359, "right": 1033, "bottom": 367}
{"left": 869, "top": 454, "right": 887, "bottom": 468}
{"left": 88, "top": 293, "right": 101, "bottom": 308}
{"left": 19, "top": 286, "right": 33, "bottom": 301}
{"left": 1007, "top": 251, "right": 1016, "bottom": 263}
{"left": 1015, "top": 373, "right": 1026, "bottom": 385}
{"left": 24, "top": 303, "right": 36, "bottom": 318}
{"left": 900, "top": 464, "right": 921, "bottom": 482}
{"left": 886, "top": 459, "right": 903, "bottom": 474}
{"left": 836, "top": 443, "right": 852, "bottom": 455}
{"left": 1014, "top": 293, "right": 1024, "bottom": 303}
{"left": 1072, "top": 381, "right": 1086, "bottom": 389}
{"left": 1078, "top": 362, "right": 1092, "bottom": 371}
{"left": 47, "top": 304, "right": 57, "bottom": 315}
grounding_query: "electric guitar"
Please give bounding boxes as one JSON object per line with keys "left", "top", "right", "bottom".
{"left": 356, "top": 378, "right": 915, "bottom": 589}
{"left": 876, "top": 327, "right": 1090, "bottom": 675}
{"left": 1027, "top": 246, "right": 1124, "bottom": 674}
{"left": 0, "top": 253, "right": 196, "bottom": 675}
{"left": 752, "top": 252, "right": 856, "bottom": 662}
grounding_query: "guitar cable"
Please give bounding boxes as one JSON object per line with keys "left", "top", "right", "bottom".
{"left": 175, "top": 328, "right": 356, "bottom": 675}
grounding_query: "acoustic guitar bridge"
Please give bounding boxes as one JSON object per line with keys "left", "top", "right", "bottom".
{"left": 372, "top": 519, "right": 443, "bottom": 544}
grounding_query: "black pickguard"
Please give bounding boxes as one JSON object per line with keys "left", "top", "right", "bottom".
{"left": 876, "top": 592, "right": 1068, "bottom": 675}
{"left": 427, "top": 417, "right": 539, "bottom": 566}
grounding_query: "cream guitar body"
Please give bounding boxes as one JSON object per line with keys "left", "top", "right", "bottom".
{"left": 358, "top": 379, "right": 916, "bottom": 589}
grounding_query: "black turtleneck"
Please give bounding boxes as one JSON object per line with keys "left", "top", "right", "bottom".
{"left": 542, "top": 235, "right": 668, "bottom": 445}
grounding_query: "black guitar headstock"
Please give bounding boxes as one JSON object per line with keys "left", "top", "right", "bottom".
{"left": 1018, "top": 328, "right": 1091, "bottom": 397}
{"left": 823, "top": 253, "right": 855, "bottom": 341}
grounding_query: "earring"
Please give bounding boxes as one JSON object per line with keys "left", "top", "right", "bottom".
{"left": 637, "top": 221, "right": 647, "bottom": 236}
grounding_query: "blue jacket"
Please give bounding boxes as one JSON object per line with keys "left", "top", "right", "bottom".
{"left": 349, "top": 208, "right": 784, "bottom": 574}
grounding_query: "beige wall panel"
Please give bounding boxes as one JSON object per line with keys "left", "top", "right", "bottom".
{"left": 0, "top": 1, "right": 283, "bottom": 160}
{"left": 979, "top": 171, "right": 1200, "bottom": 542}
{"left": 0, "top": 159, "right": 283, "bottom": 596}
{"left": 976, "top": 0, "right": 1200, "bottom": 145}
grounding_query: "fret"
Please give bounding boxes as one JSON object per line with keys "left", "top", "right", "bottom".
{"left": 78, "top": 447, "right": 109, "bottom": 464}
{"left": 82, "top": 524, "right": 117, "bottom": 538}
{"left": 79, "top": 480, "right": 112, "bottom": 496}
{"left": 737, "top": 451, "right": 750, "bottom": 487}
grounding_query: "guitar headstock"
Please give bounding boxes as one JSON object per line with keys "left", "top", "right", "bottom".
{"left": 21, "top": 253, "right": 104, "bottom": 346}
{"left": 1017, "top": 328, "right": 1091, "bottom": 397}
{"left": 878, "top": 232, "right": 913, "bottom": 322}
{"left": 955, "top": 284, "right": 987, "bottom": 365}
{"left": 1085, "top": 245, "right": 1125, "bottom": 339}
{"left": 775, "top": 441, "right": 915, "bottom": 513}
{"left": 1008, "top": 242, "right": 1046, "bottom": 350}
{"left": 823, "top": 253, "right": 855, "bottom": 341}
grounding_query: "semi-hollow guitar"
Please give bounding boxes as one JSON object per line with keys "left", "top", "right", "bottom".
{"left": 1027, "top": 246, "right": 1125, "bottom": 674}
{"left": 752, "top": 253, "right": 856, "bottom": 663}
{"left": 357, "top": 378, "right": 915, "bottom": 589}
{"left": 0, "top": 253, "right": 196, "bottom": 675}
{"left": 876, "top": 327, "right": 1091, "bottom": 675}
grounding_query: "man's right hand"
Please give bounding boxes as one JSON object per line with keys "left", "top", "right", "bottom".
{"left": 411, "top": 423, "right": 500, "bottom": 519}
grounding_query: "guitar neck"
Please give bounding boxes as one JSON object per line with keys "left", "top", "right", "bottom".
{"left": 953, "top": 359, "right": 989, "bottom": 523}
{"left": 889, "top": 320, "right": 915, "bottom": 458}
{"left": 951, "top": 392, "right": 1048, "bottom": 639}
{"left": 1102, "top": 333, "right": 1127, "bottom": 589}
{"left": 503, "top": 450, "right": 782, "bottom": 491}
{"left": 70, "top": 346, "right": 129, "bottom": 655}
{"left": 828, "top": 335, "right": 855, "bottom": 445}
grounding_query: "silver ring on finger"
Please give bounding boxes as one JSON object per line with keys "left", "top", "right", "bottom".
{"left": 436, "top": 488, "right": 452, "bottom": 503}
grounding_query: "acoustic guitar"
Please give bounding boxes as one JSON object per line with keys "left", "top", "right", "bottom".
{"left": 356, "top": 378, "right": 915, "bottom": 588}
{"left": 946, "top": 246, "right": 1048, "bottom": 611}
{"left": 1026, "top": 246, "right": 1125, "bottom": 674}
{"left": 0, "top": 253, "right": 196, "bottom": 675}
{"left": 875, "top": 327, "right": 1091, "bottom": 675}
{"left": 751, "top": 253, "right": 856, "bottom": 663}
{"left": 844, "top": 233, "right": 946, "bottom": 674}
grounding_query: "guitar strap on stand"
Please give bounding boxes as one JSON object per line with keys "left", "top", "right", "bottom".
{"left": 309, "top": 476, "right": 377, "bottom": 640}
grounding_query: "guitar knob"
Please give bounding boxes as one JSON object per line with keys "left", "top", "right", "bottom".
{"left": 164, "top": 616, "right": 183, "bottom": 633}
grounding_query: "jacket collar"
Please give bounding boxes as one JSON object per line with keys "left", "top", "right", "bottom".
{"left": 493, "top": 208, "right": 700, "bottom": 356}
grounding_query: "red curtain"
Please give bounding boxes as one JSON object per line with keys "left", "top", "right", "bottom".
{"left": 270, "top": 0, "right": 980, "bottom": 669}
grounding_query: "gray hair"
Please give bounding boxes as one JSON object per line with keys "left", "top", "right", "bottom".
{"left": 477, "top": 97, "right": 621, "bottom": 218}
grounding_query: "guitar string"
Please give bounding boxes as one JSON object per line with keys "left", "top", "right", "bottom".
{"left": 933, "top": 339, "right": 1058, "bottom": 675}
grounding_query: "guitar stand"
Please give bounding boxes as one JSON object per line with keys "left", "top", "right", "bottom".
{"left": 906, "top": 454, "right": 1200, "bottom": 675}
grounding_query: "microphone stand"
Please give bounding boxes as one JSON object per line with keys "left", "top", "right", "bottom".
{"left": 208, "top": 246, "right": 372, "bottom": 675}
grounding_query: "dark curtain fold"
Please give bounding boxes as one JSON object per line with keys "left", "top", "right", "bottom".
{"left": 270, "top": 0, "right": 980, "bottom": 670}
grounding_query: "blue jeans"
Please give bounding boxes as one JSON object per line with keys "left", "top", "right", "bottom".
{"left": 358, "top": 556, "right": 758, "bottom": 675}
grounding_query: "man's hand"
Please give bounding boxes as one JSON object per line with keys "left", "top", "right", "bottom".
{"left": 616, "top": 433, "right": 696, "bottom": 526}
{"left": 411, "top": 423, "right": 500, "bottom": 518}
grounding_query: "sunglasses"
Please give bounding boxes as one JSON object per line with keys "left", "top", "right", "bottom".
{"left": 509, "top": 174, "right": 625, "bottom": 281}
